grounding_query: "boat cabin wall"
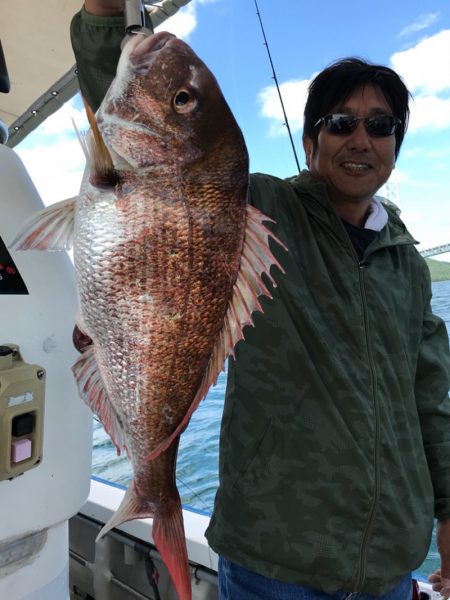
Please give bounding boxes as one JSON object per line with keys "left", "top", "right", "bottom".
{"left": 0, "top": 144, "right": 92, "bottom": 598}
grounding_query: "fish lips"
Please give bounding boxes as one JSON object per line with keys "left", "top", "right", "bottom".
{"left": 124, "top": 31, "right": 177, "bottom": 70}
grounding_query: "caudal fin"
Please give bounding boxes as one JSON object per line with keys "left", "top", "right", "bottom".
{"left": 96, "top": 483, "right": 191, "bottom": 600}
{"left": 153, "top": 496, "right": 191, "bottom": 600}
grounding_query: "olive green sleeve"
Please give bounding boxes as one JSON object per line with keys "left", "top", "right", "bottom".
{"left": 416, "top": 272, "right": 450, "bottom": 520}
{"left": 70, "top": 7, "right": 154, "bottom": 111}
{"left": 70, "top": 8, "right": 125, "bottom": 112}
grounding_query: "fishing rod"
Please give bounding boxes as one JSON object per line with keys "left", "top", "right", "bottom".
{"left": 253, "top": 0, "right": 302, "bottom": 173}
{"left": 123, "top": 0, "right": 154, "bottom": 41}
{"left": 123, "top": 1, "right": 194, "bottom": 41}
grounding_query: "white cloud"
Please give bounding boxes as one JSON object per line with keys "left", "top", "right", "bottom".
{"left": 155, "top": 7, "right": 197, "bottom": 39}
{"left": 401, "top": 146, "right": 450, "bottom": 160}
{"left": 390, "top": 29, "right": 450, "bottom": 95}
{"left": 398, "top": 12, "right": 440, "bottom": 38}
{"left": 152, "top": 0, "right": 220, "bottom": 40}
{"left": 14, "top": 96, "right": 87, "bottom": 206}
{"left": 425, "top": 146, "right": 450, "bottom": 159}
{"left": 408, "top": 94, "right": 450, "bottom": 133}
{"left": 382, "top": 170, "right": 450, "bottom": 252}
{"left": 389, "top": 29, "right": 450, "bottom": 135}
{"left": 257, "top": 78, "right": 311, "bottom": 137}
{"left": 383, "top": 167, "right": 450, "bottom": 190}
{"left": 412, "top": 223, "right": 450, "bottom": 253}
{"left": 16, "top": 137, "right": 86, "bottom": 205}
{"left": 38, "top": 102, "right": 87, "bottom": 138}
{"left": 259, "top": 29, "right": 450, "bottom": 139}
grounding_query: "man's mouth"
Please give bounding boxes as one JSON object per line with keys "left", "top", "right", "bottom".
{"left": 341, "top": 161, "right": 372, "bottom": 171}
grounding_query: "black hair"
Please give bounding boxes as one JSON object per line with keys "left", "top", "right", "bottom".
{"left": 303, "top": 58, "right": 411, "bottom": 159}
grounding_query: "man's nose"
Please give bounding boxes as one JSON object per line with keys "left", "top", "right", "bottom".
{"left": 346, "top": 120, "right": 371, "bottom": 149}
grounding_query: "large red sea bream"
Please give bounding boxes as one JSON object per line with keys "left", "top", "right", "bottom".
{"left": 12, "top": 32, "right": 286, "bottom": 600}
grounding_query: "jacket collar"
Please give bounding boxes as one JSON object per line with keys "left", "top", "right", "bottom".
{"left": 286, "top": 170, "right": 418, "bottom": 251}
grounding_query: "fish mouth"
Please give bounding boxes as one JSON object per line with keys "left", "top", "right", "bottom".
{"left": 125, "top": 31, "right": 176, "bottom": 65}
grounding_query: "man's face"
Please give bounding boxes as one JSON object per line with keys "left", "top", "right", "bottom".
{"left": 303, "top": 84, "right": 397, "bottom": 212}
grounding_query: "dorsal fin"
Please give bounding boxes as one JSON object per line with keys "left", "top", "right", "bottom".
{"left": 82, "top": 96, "right": 121, "bottom": 188}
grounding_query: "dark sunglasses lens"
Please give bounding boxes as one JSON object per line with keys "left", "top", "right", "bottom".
{"left": 365, "top": 115, "right": 397, "bottom": 136}
{"left": 323, "top": 114, "right": 399, "bottom": 136}
{"left": 325, "top": 115, "right": 356, "bottom": 135}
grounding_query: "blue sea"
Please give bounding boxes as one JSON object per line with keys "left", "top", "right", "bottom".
{"left": 91, "top": 279, "right": 450, "bottom": 580}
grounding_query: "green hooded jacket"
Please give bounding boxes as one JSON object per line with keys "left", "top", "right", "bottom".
{"left": 206, "top": 172, "right": 450, "bottom": 595}
{"left": 70, "top": 10, "right": 450, "bottom": 595}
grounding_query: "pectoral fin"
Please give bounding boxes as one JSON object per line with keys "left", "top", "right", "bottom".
{"left": 10, "top": 197, "right": 76, "bottom": 251}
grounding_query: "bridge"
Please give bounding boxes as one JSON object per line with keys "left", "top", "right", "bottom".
{"left": 420, "top": 244, "right": 450, "bottom": 258}
{"left": 378, "top": 180, "right": 450, "bottom": 260}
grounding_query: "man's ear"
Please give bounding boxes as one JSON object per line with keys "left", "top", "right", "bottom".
{"left": 303, "top": 136, "right": 313, "bottom": 169}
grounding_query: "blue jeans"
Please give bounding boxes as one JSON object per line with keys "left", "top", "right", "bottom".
{"left": 218, "top": 557, "right": 412, "bottom": 600}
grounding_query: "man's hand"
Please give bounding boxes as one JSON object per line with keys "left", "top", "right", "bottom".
{"left": 428, "top": 519, "right": 450, "bottom": 598}
{"left": 84, "top": 0, "right": 125, "bottom": 16}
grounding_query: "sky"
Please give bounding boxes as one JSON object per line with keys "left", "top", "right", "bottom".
{"left": 14, "top": 0, "right": 450, "bottom": 258}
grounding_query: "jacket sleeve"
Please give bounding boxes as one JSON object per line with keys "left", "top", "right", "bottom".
{"left": 70, "top": 9, "right": 125, "bottom": 112}
{"left": 416, "top": 270, "right": 450, "bottom": 520}
{"left": 70, "top": 9, "right": 127, "bottom": 112}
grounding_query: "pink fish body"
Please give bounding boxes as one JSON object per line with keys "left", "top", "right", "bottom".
{"left": 12, "top": 32, "right": 286, "bottom": 600}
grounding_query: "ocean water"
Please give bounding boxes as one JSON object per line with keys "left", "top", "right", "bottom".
{"left": 91, "top": 279, "right": 450, "bottom": 579}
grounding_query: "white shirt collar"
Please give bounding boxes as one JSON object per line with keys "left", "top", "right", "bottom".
{"left": 364, "top": 197, "right": 388, "bottom": 231}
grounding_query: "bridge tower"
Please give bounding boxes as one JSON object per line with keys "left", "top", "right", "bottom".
{"left": 379, "top": 172, "right": 401, "bottom": 210}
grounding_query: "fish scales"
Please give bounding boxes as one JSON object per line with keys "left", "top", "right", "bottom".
{"left": 11, "top": 31, "right": 287, "bottom": 600}
{"left": 76, "top": 168, "right": 246, "bottom": 456}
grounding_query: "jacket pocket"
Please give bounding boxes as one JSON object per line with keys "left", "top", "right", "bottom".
{"left": 230, "top": 417, "right": 277, "bottom": 493}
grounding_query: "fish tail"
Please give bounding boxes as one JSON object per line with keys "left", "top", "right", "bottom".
{"left": 96, "top": 484, "right": 191, "bottom": 600}
{"left": 153, "top": 496, "right": 192, "bottom": 600}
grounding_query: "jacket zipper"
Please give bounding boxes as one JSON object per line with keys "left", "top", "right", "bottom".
{"left": 333, "top": 216, "right": 381, "bottom": 590}
{"left": 334, "top": 217, "right": 412, "bottom": 590}
{"left": 355, "top": 258, "right": 381, "bottom": 590}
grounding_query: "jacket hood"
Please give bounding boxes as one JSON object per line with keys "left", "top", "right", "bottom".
{"left": 286, "top": 170, "right": 418, "bottom": 250}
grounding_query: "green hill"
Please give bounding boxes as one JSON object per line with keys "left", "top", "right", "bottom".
{"left": 425, "top": 258, "right": 450, "bottom": 282}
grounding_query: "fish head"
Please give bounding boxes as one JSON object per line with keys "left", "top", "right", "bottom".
{"left": 97, "top": 31, "right": 248, "bottom": 173}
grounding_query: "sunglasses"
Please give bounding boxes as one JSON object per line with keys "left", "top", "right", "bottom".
{"left": 314, "top": 113, "right": 401, "bottom": 137}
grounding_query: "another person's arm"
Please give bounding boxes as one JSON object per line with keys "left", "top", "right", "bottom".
{"left": 70, "top": 1, "right": 126, "bottom": 111}
{"left": 84, "top": 0, "right": 125, "bottom": 16}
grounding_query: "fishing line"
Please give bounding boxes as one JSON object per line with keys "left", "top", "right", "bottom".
{"left": 94, "top": 412, "right": 209, "bottom": 509}
{"left": 253, "top": 0, "right": 301, "bottom": 173}
{"left": 176, "top": 474, "right": 211, "bottom": 512}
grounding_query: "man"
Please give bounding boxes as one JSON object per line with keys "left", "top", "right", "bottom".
{"left": 71, "top": 2, "right": 450, "bottom": 598}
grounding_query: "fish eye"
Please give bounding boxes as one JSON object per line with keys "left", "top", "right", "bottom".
{"left": 172, "top": 88, "right": 197, "bottom": 113}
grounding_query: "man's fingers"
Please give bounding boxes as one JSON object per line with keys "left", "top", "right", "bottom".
{"left": 428, "top": 569, "right": 441, "bottom": 583}
{"left": 428, "top": 570, "right": 450, "bottom": 599}
{"left": 437, "top": 519, "right": 450, "bottom": 596}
